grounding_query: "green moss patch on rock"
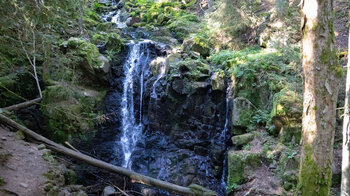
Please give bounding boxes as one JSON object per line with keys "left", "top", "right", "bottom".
{"left": 227, "top": 149, "right": 262, "bottom": 192}
{"left": 231, "top": 133, "right": 255, "bottom": 147}
{"left": 270, "top": 86, "right": 302, "bottom": 143}
{"left": 41, "top": 84, "right": 105, "bottom": 142}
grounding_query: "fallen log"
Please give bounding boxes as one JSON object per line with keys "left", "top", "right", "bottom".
{"left": 2, "top": 97, "right": 42, "bottom": 111}
{"left": 0, "top": 113, "right": 216, "bottom": 196}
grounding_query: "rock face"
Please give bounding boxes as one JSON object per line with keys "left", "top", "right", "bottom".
{"left": 80, "top": 41, "right": 228, "bottom": 193}
{"left": 127, "top": 50, "right": 228, "bottom": 193}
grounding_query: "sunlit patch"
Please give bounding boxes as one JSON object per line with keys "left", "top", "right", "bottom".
{"left": 303, "top": 0, "right": 318, "bottom": 20}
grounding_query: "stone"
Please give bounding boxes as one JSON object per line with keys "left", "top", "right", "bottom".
{"left": 37, "top": 144, "right": 46, "bottom": 150}
{"left": 15, "top": 131, "right": 25, "bottom": 140}
{"left": 97, "top": 55, "right": 110, "bottom": 73}
{"left": 227, "top": 149, "right": 262, "bottom": 186}
{"left": 231, "top": 133, "right": 255, "bottom": 146}
{"left": 1, "top": 136, "right": 6, "bottom": 140}
{"left": 231, "top": 98, "right": 255, "bottom": 128}
{"left": 19, "top": 182, "right": 28, "bottom": 188}
{"left": 181, "top": 38, "right": 210, "bottom": 58}
{"left": 102, "top": 186, "right": 116, "bottom": 196}
{"left": 210, "top": 72, "right": 225, "bottom": 91}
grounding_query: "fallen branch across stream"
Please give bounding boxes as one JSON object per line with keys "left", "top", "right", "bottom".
{"left": 2, "top": 97, "right": 42, "bottom": 111}
{"left": 0, "top": 113, "right": 216, "bottom": 196}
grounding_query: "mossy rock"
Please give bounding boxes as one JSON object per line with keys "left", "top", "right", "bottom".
{"left": 61, "top": 37, "right": 111, "bottom": 85}
{"left": 182, "top": 37, "right": 210, "bottom": 58}
{"left": 270, "top": 86, "right": 302, "bottom": 142}
{"left": 227, "top": 150, "right": 262, "bottom": 186}
{"left": 93, "top": 32, "right": 124, "bottom": 54}
{"left": 63, "top": 37, "right": 102, "bottom": 69}
{"left": 210, "top": 71, "right": 225, "bottom": 91}
{"left": 231, "top": 98, "right": 255, "bottom": 128}
{"left": 64, "top": 169, "right": 78, "bottom": 185}
{"left": 231, "top": 133, "right": 255, "bottom": 147}
{"left": 41, "top": 85, "right": 104, "bottom": 142}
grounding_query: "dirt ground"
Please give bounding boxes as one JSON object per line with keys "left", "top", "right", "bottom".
{"left": 0, "top": 125, "right": 49, "bottom": 196}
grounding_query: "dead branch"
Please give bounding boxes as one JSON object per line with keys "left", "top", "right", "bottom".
{"left": 0, "top": 113, "right": 216, "bottom": 196}
{"left": 2, "top": 97, "right": 42, "bottom": 111}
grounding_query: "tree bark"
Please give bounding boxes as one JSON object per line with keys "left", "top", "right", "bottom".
{"left": 0, "top": 113, "right": 216, "bottom": 196}
{"left": 341, "top": 27, "right": 350, "bottom": 196}
{"left": 297, "top": 0, "right": 341, "bottom": 195}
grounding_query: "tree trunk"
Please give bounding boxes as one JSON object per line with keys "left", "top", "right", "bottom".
{"left": 0, "top": 113, "right": 216, "bottom": 196}
{"left": 297, "top": 0, "right": 341, "bottom": 195}
{"left": 341, "top": 27, "right": 350, "bottom": 196}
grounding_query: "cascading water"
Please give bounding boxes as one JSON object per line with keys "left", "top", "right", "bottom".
{"left": 119, "top": 40, "right": 153, "bottom": 168}
{"left": 103, "top": 8, "right": 127, "bottom": 28}
{"left": 219, "top": 80, "right": 232, "bottom": 195}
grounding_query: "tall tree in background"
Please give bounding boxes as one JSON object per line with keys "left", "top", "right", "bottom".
{"left": 341, "top": 26, "right": 350, "bottom": 196}
{"left": 298, "top": 0, "right": 341, "bottom": 195}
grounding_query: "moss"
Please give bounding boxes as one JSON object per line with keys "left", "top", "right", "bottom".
{"left": 0, "top": 72, "right": 37, "bottom": 108}
{"left": 0, "top": 176, "right": 5, "bottom": 186}
{"left": 231, "top": 133, "right": 255, "bottom": 146}
{"left": 0, "top": 152, "right": 11, "bottom": 165}
{"left": 227, "top": 150, "right": 262, "bottom": 191}
{"left": 297, "top": 144, "right": 332, "bottom": 196}
{"left": 64, "top": 169, "right": 77, "bottom": 185}
{"left": 63, "top": 37, "right": 102, "bottom": 69}
{"left": 41, "top": 85, "right": 105, "bottom": 142}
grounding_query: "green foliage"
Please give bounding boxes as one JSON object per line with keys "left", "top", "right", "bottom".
{"left": 41, "top": 85, "right": 105, "bottom": 142}
{"left": 0, "top": 176, "right": 5, "bottom": 186}
{"left": 0, "top": 72, "right": 37, "bottom": 107}
{"left": 125, "top": 0, "right": 198, "bottom": 41}
{"left": 211, "top": 47, "right": 301, "bottom": 130}
{"left": 0, "top": 152, "right": 12, "bottom": 165}
{"left": 227, "top": 183, "right": 238, "bottom": 194}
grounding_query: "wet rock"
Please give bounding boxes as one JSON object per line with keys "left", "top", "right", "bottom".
{"left": 102, "top": 186, "right": 116, "bottom": 196}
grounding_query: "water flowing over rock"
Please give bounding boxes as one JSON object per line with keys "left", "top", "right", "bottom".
{"left": 78, "top": 3, "right": 230, "bottom": 195}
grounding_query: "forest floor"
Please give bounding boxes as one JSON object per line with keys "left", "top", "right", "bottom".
{"left": 334, "top": 0, "right": 349, "bottom": 52}
{"left": 0, "top": 126, "right": 49, "bottom": 196}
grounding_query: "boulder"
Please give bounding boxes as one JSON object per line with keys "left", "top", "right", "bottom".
{"left": 227, "top": 149, "right": 262, "bottom": 186}
{"left": 211, "top": 71, "right": 225, "bottom": 91}
{"left": 270, "top": 87, "right": 302, "bottom": 143}
{"left": 96, "top": 55, "right": 110, "bottom": 73}
{"left": 102, "top": 186, "right": 116, "bottom": 196}
{"left": 231, "top": 97, "right": 255, "bottom": 129}
{"left": 231, "top": 133, "right": 255, "bottom": 146}
{"left": 181, "top": 38, "right": 210, "bottom": 58}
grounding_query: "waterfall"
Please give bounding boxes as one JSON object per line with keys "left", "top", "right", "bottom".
{"left": 119, "top": 40, "right": 152, "bottom": 168}
{"left": 103, "top": 8, "right": 127, "bottom": 28}
{"left": 111, "top": 9, "right": 127, "bottom": 28}
{"left": 219, "top": 81, "right": 232, "bottom": 194}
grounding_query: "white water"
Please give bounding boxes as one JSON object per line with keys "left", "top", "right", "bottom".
{"left": 119, "top": 40, "right": 152, "bottom": 168}
{"left": 111, "top": 10, "right": 127, "bottom": 28}
{"left": 103, "top": 9, "right": 127, "bottom": 28}
{"left": 151, "top": 57, "right": 167, "bottom": 99}
{"left": 219, "top": 82, "right": 232, "bottom": 193}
